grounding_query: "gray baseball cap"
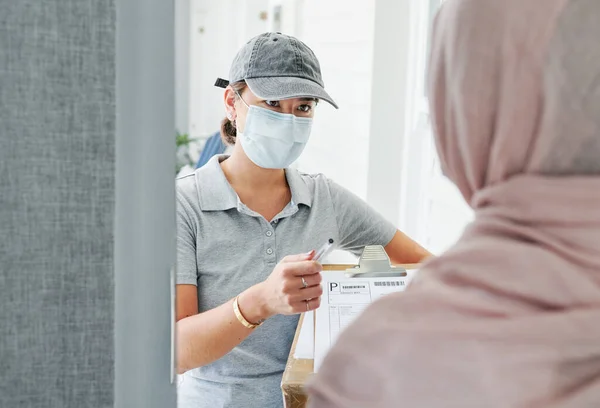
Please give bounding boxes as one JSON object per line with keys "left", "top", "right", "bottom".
{"left": 215, "top": 32, "right": 339, "bottom": 109}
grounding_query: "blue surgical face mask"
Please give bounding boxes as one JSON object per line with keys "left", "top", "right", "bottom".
{"left": 236, "top": 96, "right": 313, "bottom": 169}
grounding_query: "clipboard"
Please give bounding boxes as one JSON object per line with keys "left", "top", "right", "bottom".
{"left": 282, "top": 259, "right": 420, "bottom": 408}
{"left": 345, "top": 245, "right": 407, "bottom": 278}
{"left": 291, "top": 246, "right": 407, "bottom": 361}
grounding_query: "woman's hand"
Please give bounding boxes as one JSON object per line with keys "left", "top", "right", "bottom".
{"left": 256, "top": 251, "right": 323, "bottom": 320}
{"left": 177, "top": 251, "right": 322, "bottom": 372}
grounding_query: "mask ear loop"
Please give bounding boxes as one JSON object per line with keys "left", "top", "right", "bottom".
{"left": 232, "top": 91, "right": 250, "bottom": 132}
{"left": 235, "top": 91, "right": 250, "bottom": 108}
{"left": 233, "top": 91, "right": 250, "bottom": 131}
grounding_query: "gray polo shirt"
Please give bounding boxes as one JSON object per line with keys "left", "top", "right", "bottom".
{"left": 176, "top": 155, "right": 396, "bottom": 408}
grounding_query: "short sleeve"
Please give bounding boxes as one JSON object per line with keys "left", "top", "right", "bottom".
{"left": 176, "top": 189, "right": 198, "bottom": 285}
{"left": 327, "top": 179, "right": 397, "bottom": 256}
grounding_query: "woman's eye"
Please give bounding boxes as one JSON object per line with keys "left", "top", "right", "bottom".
{"left": 298, "top": 104, "right": 312, "bottom": 113}
{"left": 265, "top": 100, "right": 280, "bottom": 108}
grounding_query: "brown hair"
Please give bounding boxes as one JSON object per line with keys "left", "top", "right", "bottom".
{"left": 220, "top": 81, "right": 247, "bottom": 145}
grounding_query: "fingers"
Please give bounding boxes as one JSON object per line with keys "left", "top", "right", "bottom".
{"left": 281, "top": 260, "right": 322, "bottom": 277}
{"left": 307, "top": 297, "right": 321, "bottom": 311}
{"left": 278, "top": 275, "right": 323, "bottom": 314}
{"left": 281, "top": 251, "right": 314, "bottom": 263}
{"left": 280, "top": 294, "right": 322, "bottom": 314}
{"left": 282, "top": 272, "right": 321, "bottom": 294}
{"left": 269, "top": 252, "right": 325, "bottom": 315}
{"left": 299, "top": 273, "right": 322, "bottom": 288}
{"left": 281, "top": 271, "right": 321, "bottom": 294}
{"left": 290, "top": 284, "right": 323, "bottom": 302}
{"left": 291, "top": 297, "right": 321, "bottom": 312}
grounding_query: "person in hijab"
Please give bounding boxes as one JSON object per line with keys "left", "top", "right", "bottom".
{"left": 307, "top": 0, "right": 600, "bottom": 406}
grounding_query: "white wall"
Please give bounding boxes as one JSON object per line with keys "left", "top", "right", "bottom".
{"left": 175, "top": 0, "right": 191, "bottom": 134}
{"left": 396, "top": 0, "right": 473, "bottom": 254}
{"left": 182, "top": 0, "right": 269, "bottom": 162}
{"left": 188, "top": 0, "right": 237, "bottom": 140}
{"left": 238, "top": 0, "right": 271, "bottom": 45}
{"left": 293, "top": 0, "right": 375, "bottom": 201}
{"left": 365, "top": 0, "right": 415, "bottom": 226}
{"left": 425, "top": 164, "right": 473, "bottom": 254}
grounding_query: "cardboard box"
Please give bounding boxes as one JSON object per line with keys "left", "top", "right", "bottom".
{"left": 281, "top": 265, "right": 352, "bottom": 408}
{"left": 281, "top": 312, "right": 314, "bottom": 408}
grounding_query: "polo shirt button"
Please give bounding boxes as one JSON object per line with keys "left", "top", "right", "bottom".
{"left": 266, "top": 231, "right": 273, "bottom": 237}
{"left": 266, "top": 248, "right": 273, "bottom": 255}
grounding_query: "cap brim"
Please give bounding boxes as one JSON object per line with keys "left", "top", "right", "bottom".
{"left": 246, "top": 77, "right": 339, "bottom": 109}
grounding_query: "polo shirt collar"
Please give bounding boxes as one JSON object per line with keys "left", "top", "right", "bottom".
{"left": 285, "top": 166, "right": 312, "bottom": 208}
{"left": 195, "top": 155, "right": 312, "bottom": 211}
{"left": 195, "top": 155, "right": 238, "bottom": 211}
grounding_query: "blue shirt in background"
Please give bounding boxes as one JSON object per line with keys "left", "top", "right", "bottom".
{"left": 196, "top": 131, "right": 227, "bottom": 169}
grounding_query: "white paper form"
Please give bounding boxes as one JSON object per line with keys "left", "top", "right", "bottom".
{"left": 313, "top": 271, "right": 415, "bottom": 370}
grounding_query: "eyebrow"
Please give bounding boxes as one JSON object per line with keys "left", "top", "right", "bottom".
{"left": 262, "top": 97, "right": 318, "bottom": 103}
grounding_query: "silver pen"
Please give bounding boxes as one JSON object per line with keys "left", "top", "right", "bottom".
{"left": 314, "top": 238, "right": 335, "bottom": 262}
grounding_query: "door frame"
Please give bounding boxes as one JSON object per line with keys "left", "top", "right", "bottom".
{"left": 115, "top": 0, "right": 177, "bottom": 406}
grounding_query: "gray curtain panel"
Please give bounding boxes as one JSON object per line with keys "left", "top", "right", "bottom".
{"left": 0, "top": 1, "right": 115, "bottom": 407}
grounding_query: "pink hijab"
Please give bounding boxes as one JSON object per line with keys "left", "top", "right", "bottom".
{"left": 308, "top": 0, "right": 600, "bottom": 407}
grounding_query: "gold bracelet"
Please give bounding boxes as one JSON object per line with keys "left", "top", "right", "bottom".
{"left": 233, "top": 296, "right": 263, "bottom": 329}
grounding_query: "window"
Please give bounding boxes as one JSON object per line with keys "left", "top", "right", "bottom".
{"left": 399, "top": 0, "right": 473, "bottom": 255}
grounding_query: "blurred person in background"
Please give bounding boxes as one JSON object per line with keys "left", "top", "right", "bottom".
{"left": 195, "top": 131, "right": 228, "bottom": 169}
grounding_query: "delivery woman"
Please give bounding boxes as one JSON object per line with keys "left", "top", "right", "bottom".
{"left": 175, "top": 32, "right": 430, "bottom": 408}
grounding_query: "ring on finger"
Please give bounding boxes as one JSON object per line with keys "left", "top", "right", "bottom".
{"left": 306, "top": 299, "right": 310, "bottom": 311}
{"left": 301, "top": 277, "right": 308, "bottom": 288}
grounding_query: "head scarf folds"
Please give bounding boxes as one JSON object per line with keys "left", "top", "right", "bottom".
{"left": 309, "top": 1, "right": 600, "bottom": 406}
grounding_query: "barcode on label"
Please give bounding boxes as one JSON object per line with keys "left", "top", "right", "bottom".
{"left": 342, "top": 285, "right": 365, "bottom": 289}
{"left": 373, "top": 281, "right": 404, "bottom": 287}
